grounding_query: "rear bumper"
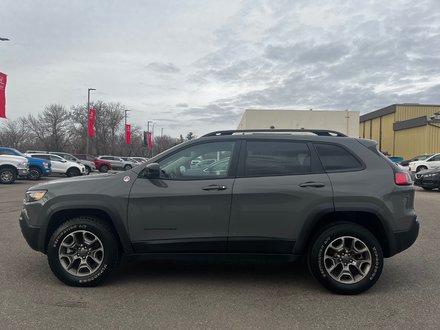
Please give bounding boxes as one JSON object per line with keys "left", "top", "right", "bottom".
{"left": 388, "top": 216, "right": 419, "bottom": 257}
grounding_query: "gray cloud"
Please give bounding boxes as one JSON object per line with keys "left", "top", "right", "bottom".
{"left": 145, "top": 62, "right": 180, "bottom": 74}
{"left": 3, "top": 0, "right": 440, "bottom": 137}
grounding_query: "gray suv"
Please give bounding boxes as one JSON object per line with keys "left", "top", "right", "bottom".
{"left": 19, "top": 129, "right": 418, "bottom": 294}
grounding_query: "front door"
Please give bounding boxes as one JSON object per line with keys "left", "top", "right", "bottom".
{"left": 127, "top": 140, "right": 239, "bottom": 253}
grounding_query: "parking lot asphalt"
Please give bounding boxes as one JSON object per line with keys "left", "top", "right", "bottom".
{"left": 0, "top": 177, "right": 439, "bottom": 329}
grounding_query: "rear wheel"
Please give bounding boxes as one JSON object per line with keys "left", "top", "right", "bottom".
{"left": 309, "top": 223, "right": 383, "bottom": 295}
{"left": 0, "top": 167, "right": 16, "bottom": 184}
{"left": 67, "top": 167, "right": 80, "bottom": 177}
{"left": 123, "top": 164, "right": 132, "bottom": 171}
{"left": 27, "top": 167, "right": 42, "bottom": 180}
{"left": 47, "top": 216, "right": 120, "bottom": 287}
{"left": 84, "top": 166, "right": 91, "bottom": 175}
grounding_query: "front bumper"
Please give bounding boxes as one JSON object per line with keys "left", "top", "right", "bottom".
{"left": 19, "top": 208, "right": 41, "bottom": 251}
{"left": 389, "top": 216, "right": 419, "bottom": 257}
{"left": 414, "top": 177, "right": 439, "bottom": 188}
{"left": 18, "top": 168, "right": 29, "bottom": 177}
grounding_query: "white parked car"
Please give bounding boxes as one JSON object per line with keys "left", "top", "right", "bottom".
{"left": 409, "top": 153, "right": 440, "bottom": 173}
{"left": 0, "top": 155, "right": 29, "bottom": 184}
{"left": 26, "top": 153, "right": 85, "bottom": 177}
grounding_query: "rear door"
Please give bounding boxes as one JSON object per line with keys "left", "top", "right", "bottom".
{"left": 228, "top": 140, "right": 333, "bottom": 253}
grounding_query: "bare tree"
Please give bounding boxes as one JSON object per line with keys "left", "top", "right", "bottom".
{"left": 0, "top": 117, "right": 30, "bottom": 150}
{"left": 24, "top": 104, "right": 70, "bottom": 151}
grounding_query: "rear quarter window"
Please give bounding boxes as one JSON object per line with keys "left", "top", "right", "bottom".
{"left": 314, "top": 143, "right": 363, "bottom": 172}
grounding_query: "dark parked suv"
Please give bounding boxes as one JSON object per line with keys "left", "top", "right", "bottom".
{"left": 19, "top": 129, "right": 418, "bottom": 294}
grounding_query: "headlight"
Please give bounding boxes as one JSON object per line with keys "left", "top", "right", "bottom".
{"left": 43, "top": 162, "right": 49, "bottom": 169}
{"left": 20, "top": 161, "right": 28, "bottom": 167}
{"left": 25, "top": 190, "right": 47, "bottom": 202}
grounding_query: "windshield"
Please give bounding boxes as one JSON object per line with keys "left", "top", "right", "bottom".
{"left": 412, "top": 154, "right": 432, "bottom": 161}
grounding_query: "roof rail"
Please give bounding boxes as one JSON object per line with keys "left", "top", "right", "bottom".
{"left": 202, "top": 129, "right": 347, "bottom": 137}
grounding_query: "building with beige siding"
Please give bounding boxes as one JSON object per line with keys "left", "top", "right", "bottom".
{"left": 359, "top": 104, "right": 440, "bottom": 159}
{"left": 237, "top": 109, "right": 359, "bottom": 137}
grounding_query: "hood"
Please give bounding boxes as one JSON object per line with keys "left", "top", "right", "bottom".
{"left": 0, "top": 155, "right": 28, "bottom": 163}
{"left": 29, "top": 172, "right": 116, "bottom": 190}
{"left": 417, "top": 168, "right": 440, "bottom": 176}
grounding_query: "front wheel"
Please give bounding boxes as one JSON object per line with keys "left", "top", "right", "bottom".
{"left": 47, "top": 216, "right": 120, "bottom": 287}
{"left": 123, "top": 164, "right": 132, "bottom": 171}
{"left": 66, "top": 167, "right": 80, "bottom": 177}
{"left": 27, "top": 167, "right": 42, "bottom": 180}
{"left": 84, "top": 166, "right": 91, "bottom": 175}
{"left": 99, "top": 164, "right": 109, "bottom": 173}
{"left": 309, "top": 223, "right": 383, "bottom": 295}
{"left": 416, "top": 166, "right": 427, "bottom": 173}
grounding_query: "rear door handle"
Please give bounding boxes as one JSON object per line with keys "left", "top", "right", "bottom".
{"left": 202, "top": 184, "right": 227, "bottom": 191}
{"left": 299, "top": 182, "right": 325, "bottom": 188}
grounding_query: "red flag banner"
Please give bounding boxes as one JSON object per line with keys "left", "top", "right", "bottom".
{"left": 147, "top": 132, "right": 153, "bottom": 150}
{"left": 0, "top": 72, "right": 7, "bottom": 118}
{"left": 125, "top": 124, "right": 131, "bottom": 144}
{"left": 88, "top": 109, "right": 96, "bottom": 137}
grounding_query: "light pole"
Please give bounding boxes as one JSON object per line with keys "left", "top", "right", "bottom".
{"left": 86, "top": 88, "right": 96, "bottom": 154}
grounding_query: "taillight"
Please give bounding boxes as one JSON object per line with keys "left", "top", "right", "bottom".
{"left": 395, "top": 172, "right": 412, "bottom": 185}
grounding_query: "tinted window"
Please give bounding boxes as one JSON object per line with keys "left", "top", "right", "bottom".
{"left": 428, "top": 155, "right": 440, "bottom": 162}
{"left": 245, "top": 141, "right": 311, "bottom": 177}
{"left": 32, "top": 154, "right": 50, "bottom": 160}
{"left": 0, "top": 149, "right": 16, "bottom": 156}
{"left": 158, "top": 141, "right": 235, "bottom": 180}
{"left": 315, "top": 143, "right": 362, "bottom": 171}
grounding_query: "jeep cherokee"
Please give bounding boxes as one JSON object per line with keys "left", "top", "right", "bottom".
{"left": 19, "top": 129, "right": 419, "bottom": 294}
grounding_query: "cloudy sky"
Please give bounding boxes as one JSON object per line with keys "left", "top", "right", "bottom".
{"left": 1, "top": 0, "right": 440, "bottom": 136}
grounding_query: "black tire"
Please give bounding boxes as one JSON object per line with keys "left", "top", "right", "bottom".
{"left": 27, "top": 167, "right": 42, "bottom": 180}
{"left": 422, "top": 187, "right": 433, "bottom": 191}
{"left": 416, "top": 166, "right": 427, "bottom": 173}
{"left": 84, "top": 166, "right": 91, "bottom": 175}
{"left": 309, "top": 223, "right": 383, "bottom": 295}
{"left": 47, "top": 216, "right": 120, "bottom": 287}
{"left": 99, "top": 164, "right": 109, "bottom": 173}
{"left": 123, "top": 164, "right": 132, "bottom": 171}
{"left": 0, "top": 167, "right": 17, "bottom": 184}
{"left": 66, "top": 167, "right": 80, "bottom": 177}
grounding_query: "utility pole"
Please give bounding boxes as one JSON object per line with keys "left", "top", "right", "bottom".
{"left": 86, "top": 88, "right": 96, "bottom": 154}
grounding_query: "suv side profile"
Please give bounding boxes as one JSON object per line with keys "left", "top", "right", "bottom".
{"left": 26, "top": 153, "right": 85, "bottom": 177}
{"left": 50, "top": 152, "right": 96, "bottom": 175}
{"left": 19, "top": 129, "right": 418, "bottom": 294}
{"left": 409, "top": 153, "right": 440, "bottom": 172}
{"left": 97, "top": 155, "right": 133, "bottom": 170}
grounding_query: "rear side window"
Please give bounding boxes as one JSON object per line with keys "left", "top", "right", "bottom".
{"left": 314, "top": 143, "right": 362, "bottom": 171}
{"left": 245, "top": 141, "right": 311, "bottom": 177}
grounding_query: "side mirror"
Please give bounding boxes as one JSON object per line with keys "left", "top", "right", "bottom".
{"left": 144, "top": 163, "right": 160, "bottom": 179}
{"left": 62, "top": 159, "right": 67, "bottom": 163}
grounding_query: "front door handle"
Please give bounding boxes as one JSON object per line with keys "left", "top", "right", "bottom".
{"left": 202, "top": 184, "right": 227, "bottom": 191}
{"left": 299, "top": 182, "right": 325, "bottom": 188}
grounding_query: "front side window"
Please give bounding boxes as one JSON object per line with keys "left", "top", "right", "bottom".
{"left": 244, "top": 141, "right": 311, "bottom": 177}
{"left": 314, "top": 143, "right": 363, "bottom": 171}
{"left": 0, "top": 149, "right": 16, "bottom": 156}
{"left": 158, "top": 141, "right": 235, "bottom": 180}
